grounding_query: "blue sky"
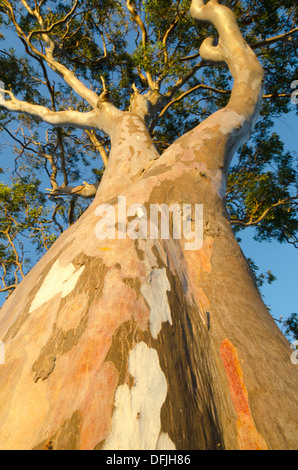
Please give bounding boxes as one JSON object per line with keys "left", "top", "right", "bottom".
{"left": 239, "top": 110, "right": 297, "bottom": 327}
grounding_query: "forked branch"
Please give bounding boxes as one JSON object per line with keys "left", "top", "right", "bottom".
{"left": 126, "top": 0, "right": 156, "bottom": 91}
{"left": 1, "top": 0, "right": 101, "bottom": 109}
{"left": 189, "top": 0, "right": 265, "bottom": 167}
{"left": 190, "top": 0, "right": 264, "bottom": 79}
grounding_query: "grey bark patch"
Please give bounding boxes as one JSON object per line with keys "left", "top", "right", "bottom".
{"left": 34, "top": 355, "right": 56, "bottom": 383}
{"left": 122, "top": 277, "right": 142, "bottom": 299}
{"left": 3, "top": 242, "right": 74, "bottom": 343}
{"left": 149, "top": 246, "right": 226, "bottom": 450}
{"left": 93, "top": 440, "right": 105, "bottom": 450}
{"left": 31, "top": 256, "right": 108, "bottom": 383}
{"left": 32, "top": 313, "right": 88, "bottom": 383}
{"left": 33, "top": 410, "right": 82, "bottom": 450}
{"left": 104, "top": 318, "right": 150, "bottom": 388}
{"left": 134, "top": 239, "right": 145, "bottom": 261}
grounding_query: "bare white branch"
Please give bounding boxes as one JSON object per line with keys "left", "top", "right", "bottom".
{"left": 0, "top": 87, "right": 121, "bottom": 135}
{"left": 46, "top": 182, "right": 100, "bottom": 199}
{"left": 0, "top": 89, "right": 98, "bottom": 130}
{"left": 189, "top": 0, "right": 265, "bottom": 167}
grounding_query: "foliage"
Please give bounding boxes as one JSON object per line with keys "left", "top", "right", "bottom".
{"left": 274, "top": 312, "right": 298, "bottom": 342}
{"left": 0, "top": 176, "right": 58, "bottom": 293}
{"left": 247, "top": 257, "right": 277, "bottom": 288}
{"left": 284, "top": 313, "right": 298, "bottom": 342}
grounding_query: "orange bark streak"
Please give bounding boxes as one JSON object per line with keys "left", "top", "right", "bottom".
{"left": 220, "top": 338, "right": 268, "bottom": 450}
{"left": 79, "top": 361, "right": 118, "bottom": 450}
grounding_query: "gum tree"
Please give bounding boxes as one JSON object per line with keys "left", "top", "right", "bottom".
{"left": 0, "top": 0, "right": 297, "bottom": 450}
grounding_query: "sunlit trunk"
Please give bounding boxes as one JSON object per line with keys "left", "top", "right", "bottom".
{"left": 0, "top": 118, "right": 297, "bottom": 450}
{"left": 0, "top": 0, "right": 297, "bottom": 451}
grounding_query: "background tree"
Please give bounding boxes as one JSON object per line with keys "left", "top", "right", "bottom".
{"left": 0, "top": 0, "right": 297, "bottom": 450}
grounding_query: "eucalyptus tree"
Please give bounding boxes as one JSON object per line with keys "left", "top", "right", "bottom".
{"left": 0, "top": 0, "right": 297, "bottom": 450}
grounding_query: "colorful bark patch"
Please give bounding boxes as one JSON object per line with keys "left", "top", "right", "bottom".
{"left": 220, "top": 338, "right": 268, "bottom": 450}
{"left": 103, "top": 342, "right": 175, "bottom": 450}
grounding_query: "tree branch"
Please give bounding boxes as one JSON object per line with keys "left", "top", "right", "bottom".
{"left": 0, "top": 88, "right": 106, "bottom": 131}
{"left": 162, "top": 16, "right": 181, "bottom": 64}
{"left": 85, "top": 130, "right": 109, "bottom": 168}
{"left": 189, "top": 0, "right": 265, "bottom": 168}
{"left": 190, "top": 0, "right": 263, "bottom": 78}
{"left": 2, "top": 0, "right": 99, "bottom": 107}
{"left": 0, "top": 284, "right": 17, "bottom": 294}
{"left": 159, "top": 85, "right": 290, "bottom": 126}
{"left": 230, "top": 197, "right": 298, "bottom": 227}
{"left": 126, "top": 0, "right": 156, "bottom": 91}
{"left": 164, "top": 84, "right": 229, "bottom": 112}
{"left": 251, "top": 28, "right": 298, "bottom": 50}
{"left": 5, "top": 230, "right": 25, "bottom": 279}
{"left": 46, "top": 182, "right": 100, "bottom": 199}
{"left": 150, "top": 83, "right": 229, "bottom": 131}
{"left": 166, "top": 60, "right": 205, "bottom": 98}
{"left": 126, "top": 0, "right": 148, "bottom": 46}
{"left": 27, "top": 0, "right": 79, "bottom": 44}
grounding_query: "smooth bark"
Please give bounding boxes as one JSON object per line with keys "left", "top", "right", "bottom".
{"left": 0, "top": 0, "right": 297, "bottom": 450}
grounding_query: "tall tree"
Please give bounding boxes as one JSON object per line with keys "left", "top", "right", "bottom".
{"left": 0, "top": 0, "right": 297, "bottom": 450}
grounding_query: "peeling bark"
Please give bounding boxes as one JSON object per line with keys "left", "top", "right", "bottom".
{"left": 0, "top": 0, "right": 297, "bottom": 451}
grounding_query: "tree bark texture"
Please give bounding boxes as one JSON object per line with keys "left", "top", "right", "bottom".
{"left": 0, "top": 0, "right": 297, "bottom": 450}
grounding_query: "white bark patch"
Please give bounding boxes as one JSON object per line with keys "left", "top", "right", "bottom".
{"left": 156, "top": 432, "right": 176, "bottom": 450}
{"left": 195, "top": 108, "right": 246, "bottom": 139}
{"left": 103, "top": 342, "right": 175, "bottom": 450}
{"left": 216, "top": 110, "right": 246, "bottom": 135}
{"left": 29, "top": 260, "right": 85, "bottom": 313}
{"left": 140, "top": 268, "right": 172, "bottom": 339}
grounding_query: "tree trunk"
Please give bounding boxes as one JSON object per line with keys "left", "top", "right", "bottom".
{"left": 0, "top": 109, "right": 297, "bottom": 450}
{"left": 0, "top": 0, "right": 297, "bottom": 451}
